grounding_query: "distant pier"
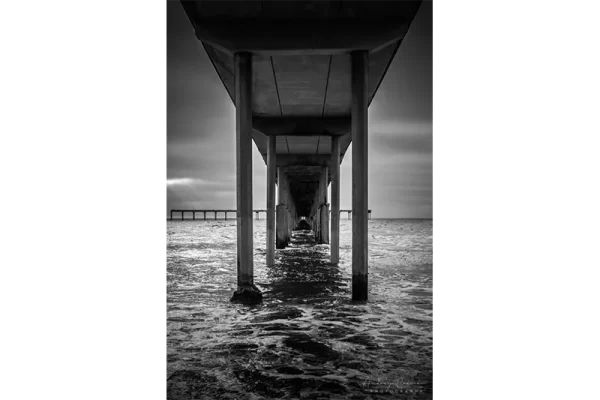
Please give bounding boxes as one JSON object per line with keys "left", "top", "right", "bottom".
{"left": 169, "top": 209, "right": 371, "bottom": 220}
{"left": 338, "top": 209, "right": 372, "bottom": 220}
{"left": 170, "top": 209, "right": 267, "bottom": 220}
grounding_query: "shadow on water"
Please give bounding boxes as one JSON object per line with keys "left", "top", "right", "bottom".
{"left": 261, "top": 229, "right": 349, "bottom": 304}
{"left": 168, "top": 228, "right": 433, "bottom": 400}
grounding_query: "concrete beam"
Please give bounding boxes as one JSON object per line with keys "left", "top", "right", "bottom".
{"left": 275, "top": 154, "right": 333, "bottom": 168}
{"left": 351, "top": 50, "right": 369, "bottom": 302}
{"left": 193, "top": 19, "right": 412, "bottom": 55}
{"left": 253, "top": 117, "right": 350, "bottom": 136}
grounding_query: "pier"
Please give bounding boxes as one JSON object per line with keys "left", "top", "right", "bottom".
{"left": 337, "top": 210, "right": 372, "bottom": 220}
{"left": 170, "top": 209, "right": 268, "bottom": 220}
{"left": 179, "top": 0, "right": 421, "bottom": 303}
{"left": 170, "top": 209, "right": 370, "bottom": 220}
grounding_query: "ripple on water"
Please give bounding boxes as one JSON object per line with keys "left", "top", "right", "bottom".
{"left": 167, "top": 220, "right": 433, "bottom": 399}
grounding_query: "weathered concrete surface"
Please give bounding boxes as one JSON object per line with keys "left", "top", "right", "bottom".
{"left": 276, "top": 204, "right": 287, "bottom": 249}
{"left": 266, "top": 136, "right": 276, "bottom": 265}
{"left": 230, "top": 283, "right": 263, "bottom": 304}
{"left": 351, "top": 50, "right": 368, "bottom": 302}
{"left": 235, "top": 52, "right": 256, "bottom": 295}
{"left": 331, "top": 136, "right": 340, "bottom": 263}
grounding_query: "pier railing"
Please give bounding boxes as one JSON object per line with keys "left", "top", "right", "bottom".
{"left": 169, "top": 209, "right": 371, "bottom": 220}
{"left": 170, "top": 209, "right": 266, "bottom": 220}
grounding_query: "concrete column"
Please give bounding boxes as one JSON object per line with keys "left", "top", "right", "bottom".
{"left": 331, "top": 136, "right": 340, "bottom": 263}
{"left": 215, "top": 211, "right": 217, "bottom": 220}
{"left": 276, "top": 205, "right": 287, "bottom": 249}
{"left": 266, "top": 136, "right": 276, "bottom": 265}
{"left": 181, "top": 211, "right": 184, "bottom": 221}
{"left": 225, "top": 211, "right": 227, "bottom": 220}
{"left": 319, "top": 167, "right": 329, "bottom": 244}
{"left": 320, "top": 204, "right": 329, "bottom": 244}
{"left": 203, "top": 211, "right": 206, "bottom": 220}
{"left": 276, "top": 167, "right": 287, "bottom": 249}
{"left": 231, "top": 52, "right": 261, "bottom": 304}
{"left": 170, "top": 210, "right": 173, "bottom": 220}
{"left": 351, "top": 50, "right": 368, "bottom": 301}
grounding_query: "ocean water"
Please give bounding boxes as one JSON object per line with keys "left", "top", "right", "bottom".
{"left": 167, "top": 219, "right": 432, "bottom": 399}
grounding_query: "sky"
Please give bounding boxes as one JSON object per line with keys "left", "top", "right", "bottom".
{"left": 167, "top": 1, "right": 432, "bottom": 218}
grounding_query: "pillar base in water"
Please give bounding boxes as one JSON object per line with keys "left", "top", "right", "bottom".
{"left": 230, "top": 284, "right": 263, "bottom": 304}
{"left": 352, "top": 274, "right": 368, "bottom": 301}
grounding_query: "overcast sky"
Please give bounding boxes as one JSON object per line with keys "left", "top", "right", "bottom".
{"left": 167, "top": 1, "right": 432, "bottom": 218}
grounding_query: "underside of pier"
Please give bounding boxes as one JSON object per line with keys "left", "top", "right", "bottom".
{"left": 181, "top": 0, "right": 422, "bottom": 303}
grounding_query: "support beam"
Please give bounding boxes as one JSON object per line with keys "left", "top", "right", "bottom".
{"left": 194, "top": 19, "right": 412, "bottom": 56}
{"left": 351, "top": 50, "right": 369, "bottom": 302}
{"left": 253, "top": 116, "right": 351, "bottom": 136}
{"left": 331, "top": 136, "right": 340, "bottom": 263}
{"left": 266, "top": 136, "right": 276, "bottom": 265}
{"left": 231, "top": 52, "right": 261, "bottom": 304}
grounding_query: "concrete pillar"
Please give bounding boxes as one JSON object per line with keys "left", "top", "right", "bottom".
{"left": 276, "top": 205, "right": 287, "bottom": 249}
{"left": 231, "top": 52, "right": 261, "bottom": 304}
{"left": 225, "top": 211, "right": 227, "bottom": 220}
{"left": 203, "top": 211, "right": 206, "bottom": 220}
{"left": 284, "top": 175, "right": 292, "bottom": 245}
{"left": 181, "top": 211, "right": 184, "bottom": 221}
{"left": 276, "top": 167, "right": 287, "bottom": 249}
{"left": 193, "top": 211, "right": 196, "bottom": 220}
{"left": 319, "top": 167, "right": 329, "bottom": 244}
{"left": 331, "top": 136, "right": 340, "bottom": 263}
{"left": 215, "top": 211, "right": 217, "bottom": 220}
{"left": 170, "top": 210, "right": 173, "bottom": 220}
{"left": 266, "top": 136, "right": 276, "bottom": 265}
{"left": 351, "top": 50, "right": 369, "bottom": 301}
